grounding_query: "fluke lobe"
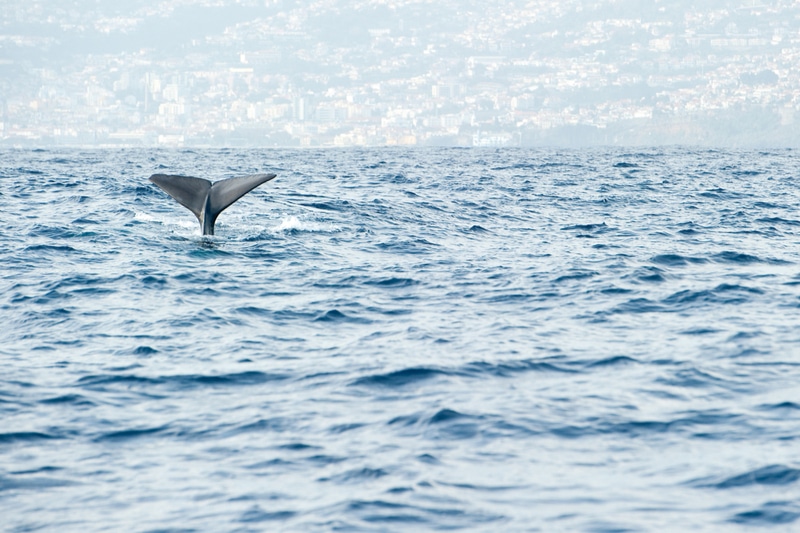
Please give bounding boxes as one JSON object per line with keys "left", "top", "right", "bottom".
{"left": 149, "top": 173, "right": 277, "bottom": 235}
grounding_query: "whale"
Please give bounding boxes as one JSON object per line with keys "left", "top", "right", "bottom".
{"left": 149, "top": 173, "right": 277, "bottom": 235}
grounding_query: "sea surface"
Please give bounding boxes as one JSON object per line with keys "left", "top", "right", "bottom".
{"left": 3, "top": 147, "right": 800, "bottom": 532}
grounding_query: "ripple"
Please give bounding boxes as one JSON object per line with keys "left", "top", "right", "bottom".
{"left": 77, "top": 371, "right": 289, "bottom": 391}
{"left": 352, "top": 367, "right": 449, "bottom": 388}
{"left": 651, "top": 254, "right": 708, "bottom": 266}
{"left": 699, "top": 465, "right": 800, "bottom": 489}
{"left": 713, "top": 251, "right": 790, "bottom": 265}
{"left": 729, "top": 502, "right": 800, "bottom": 525}
{"left": 314, "top": 309, "right": 371, "bottom": 323}
{"left": 94, "top": 426, "right": 168, "bottom": 442}
{"left": 0, "top": 474, "right": 77, "bottom": 492}
{"left": 0, "top": 431, "right": 65, "bottom": 444}
{"left": 320, "top": 467, "right": 390, "bottom": 484}
{"left": 6, "top": 147, "right": 800, "bottom": 531}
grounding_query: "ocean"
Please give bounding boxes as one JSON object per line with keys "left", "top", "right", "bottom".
{"left": 3, "top": 147, "right": 800, "bottom": 532}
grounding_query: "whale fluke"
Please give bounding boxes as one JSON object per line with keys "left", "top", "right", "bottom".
{"left": 149, "top": 173, "right": 277, "bottom": 235}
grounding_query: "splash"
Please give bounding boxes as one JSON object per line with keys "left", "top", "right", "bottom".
{"left": 135, "top": 211, "right": 199, "bottom": 232}
{"left": 271, "top": 216, "right": 337, "bottom": 233}
{"left": 274, "top": 215, "right": 304, "bottom": 231}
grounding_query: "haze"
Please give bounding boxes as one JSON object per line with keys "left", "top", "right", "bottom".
{"left": 1, "top": 0, "right": 798, "bottom": 147}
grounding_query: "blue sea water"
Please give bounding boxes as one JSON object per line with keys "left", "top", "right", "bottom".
{"left": 3, "top": 146, "right": 800, "bottom": 532}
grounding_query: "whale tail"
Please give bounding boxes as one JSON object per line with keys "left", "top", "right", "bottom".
{"left": 149, "top": 173, "right": 277, "bottom": 235}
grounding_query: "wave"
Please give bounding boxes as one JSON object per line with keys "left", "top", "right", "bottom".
{"left": 325, "top": 498, "right": 504, "bottom": 528}
{"left": 697, "top": 465, "right": 800, "bottom": 489}
{"left": 351, "top": 357, "right": 587, "bottom": 390}
{"left": 77, "top": 371, "right": 289, "bottom": 391}
{"left": 0, "top": 474, "right": 77, "bottom": 492}
{"left": 651, "top": 254, "right": 708, "bottom": 266}
{"left": 607, "top": 283, "right": 764, "bottom": 315}
{"left": 713, "top": 251, "right": 791, "bottom": 265}
{"left": 351, "top": 367, "right": 449, "bottom": 388}
{"left": 729, "top": 502, "right": 800, "bottom": 525}
{"left": 94, "top": 425, "right": 169, "bottom": 442}
{"left": 39, "top": 394, "right": 96, "bottom": 406}
{"left": 0, "top": 431, "right": 65, "bottom": 444}
{"left": 238, "top": 507, "right": 297, "bottom": 523}
{"left": 6, "top": 147, "right": 800, "bottom": 530}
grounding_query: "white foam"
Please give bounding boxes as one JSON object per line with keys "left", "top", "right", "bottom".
{"left": 138, "top": 211, "right": 336, "bottom": 237}
{"left": 135, "top": 211, "right": 199, "bottom": 234}
{"left": 274, "top": 216, "right": 303, "bottom": 231}
{"left": 270, "top": 216, "right": 338, "bottom": 233}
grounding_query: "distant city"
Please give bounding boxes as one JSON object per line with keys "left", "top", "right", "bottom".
{"left": 2, "top": 0, "right": 799, "bottom": 147}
